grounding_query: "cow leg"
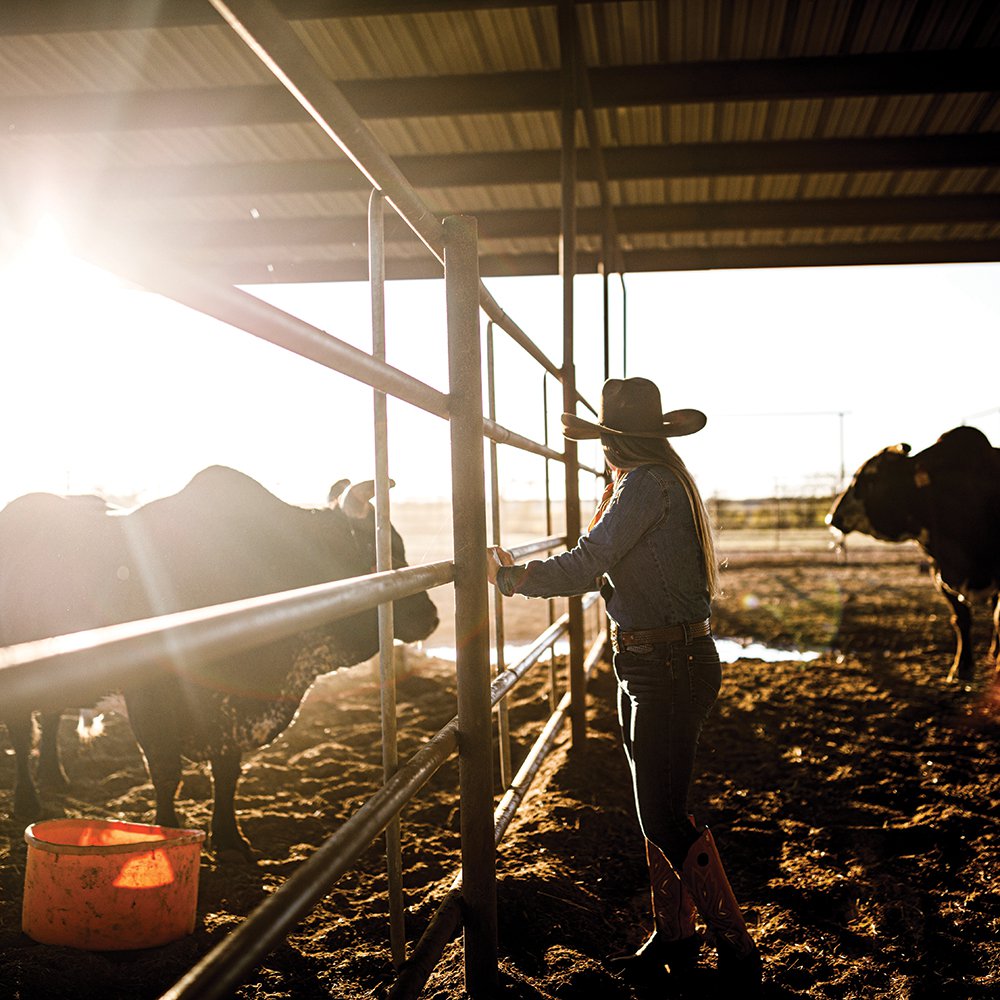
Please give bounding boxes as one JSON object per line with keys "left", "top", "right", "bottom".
{"left": 36, "top": 710, "right": 70, "bottom": 790}
{"left": 209, "top": 749, "right": 252, "bottom": 860}
{"left": 940, "top": 587, "right": 974, "bottom": 683}
{"left": 125, "top": 687, "right": 184, "bottom": 829}
{"left": 6, "top": 713, "right": 42, "bottom": 818}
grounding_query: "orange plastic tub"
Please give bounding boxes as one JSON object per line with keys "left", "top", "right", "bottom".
{"left": 22, "top": 818, "right": 205, "bottom": 950}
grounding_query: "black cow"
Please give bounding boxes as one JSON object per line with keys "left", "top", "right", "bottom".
{"left": 0, "top": 466, "right": 438, "bottom": 856}
{"left": 827, "top": 426, "right": 1000, "bottom": 683}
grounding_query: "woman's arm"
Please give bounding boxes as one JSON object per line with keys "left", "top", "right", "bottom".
{"left": 488, "top": 468, "right": 668, "bottom": 598}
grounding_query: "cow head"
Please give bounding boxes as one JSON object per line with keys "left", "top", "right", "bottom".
{"left": 329, "top": 480, "right": 438, "bottom": 643}
{"left": 826, "top": 443, "right": 925, "bottom": 543}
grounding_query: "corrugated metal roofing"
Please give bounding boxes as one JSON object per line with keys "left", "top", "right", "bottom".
{"left": 1, "top": 0, "right": 998, "bottom": 282}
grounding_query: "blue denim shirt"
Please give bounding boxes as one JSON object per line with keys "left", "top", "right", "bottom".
{"left": 498, "top": 463, "right": 711, "bottom": 629}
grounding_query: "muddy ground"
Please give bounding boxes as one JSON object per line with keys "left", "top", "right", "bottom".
{"left": 1, "top": 541, "right": 998, "bottom": 999}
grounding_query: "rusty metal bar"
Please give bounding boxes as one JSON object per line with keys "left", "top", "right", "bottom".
{"left": 369, "top": 189, "right": 407, "bottom": 968}
{"left": 443, "top": 213, "right": 497, "bottom": 997}
{"left": 161, "top": 718, "right": 460, "bottom": 1000}
{"left": 0, "top": 562, "right": 453, "bottom": 715}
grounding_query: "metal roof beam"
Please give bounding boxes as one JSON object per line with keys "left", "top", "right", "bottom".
{"left": 188, "top": 238, "right": 1000, "bottom": 284}
{"left": 20, "top": 135, "right": 997, "bottom": 201}
{"left": 0, "top": 1, "right": 603, "bottom": 35}
{"left": 123, "top": 196, "right": 1000, "bottom": 250}
{"left": 573, "top": 13, "right": 622, "bottom": 275}
{"left": 4, "top": 51, "right": 997, "bottom": 132}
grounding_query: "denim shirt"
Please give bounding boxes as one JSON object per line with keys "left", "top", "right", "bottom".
{"left": 498, "top": 463, "right": 711, "bottom": 630}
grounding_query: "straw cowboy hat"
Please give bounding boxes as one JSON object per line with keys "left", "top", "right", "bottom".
{"left": 561, "top": 377, "right": 707, "bottom": 440}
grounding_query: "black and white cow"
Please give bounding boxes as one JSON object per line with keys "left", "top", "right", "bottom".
{"left": 827, "top": 426, "right": 1000, "bottom": 683}
{"left": 0, "top": 466, "right": 438, "bottom": 856}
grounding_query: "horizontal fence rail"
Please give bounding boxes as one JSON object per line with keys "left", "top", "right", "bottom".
{"left": 508, "top": 536, "right": 568, "bottom": 561}
{"left": 0, "top": 562, "right": 452, "bottom": 714}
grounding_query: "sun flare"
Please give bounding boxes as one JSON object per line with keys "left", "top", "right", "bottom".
{"left": 1, "top": 215, "right": 121, "bottom": 314}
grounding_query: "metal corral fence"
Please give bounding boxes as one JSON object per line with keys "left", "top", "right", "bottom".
{"left": 0, "top": 3, "right": 609, "bottom": 998}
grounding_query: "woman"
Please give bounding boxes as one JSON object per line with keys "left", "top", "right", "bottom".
{"left": 487, "top": 377, "right": 762, "bottom": 989}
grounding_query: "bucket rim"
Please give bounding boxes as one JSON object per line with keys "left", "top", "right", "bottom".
{"left": 24, "top": 818, "right": 206, "bottom": 855}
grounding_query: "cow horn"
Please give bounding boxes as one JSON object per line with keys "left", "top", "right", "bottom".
{"left": 327, "top": 479, "right": 350, "bottom": 506}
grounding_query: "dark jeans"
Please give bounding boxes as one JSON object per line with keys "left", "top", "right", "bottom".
{"left": 613, "top": 635, "right": 722, "bottom": 868}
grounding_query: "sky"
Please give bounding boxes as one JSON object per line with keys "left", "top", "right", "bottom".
{"left": 0, "top": 222, "right": 997, "bottom": 509}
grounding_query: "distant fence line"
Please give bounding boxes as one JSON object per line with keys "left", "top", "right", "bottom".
{"left": 708, "top": 494, "right": 837, "bottom": 532}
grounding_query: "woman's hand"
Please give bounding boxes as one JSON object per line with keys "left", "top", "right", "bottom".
{"left": 486, "top": 545, "right": 514, "bottom": 586}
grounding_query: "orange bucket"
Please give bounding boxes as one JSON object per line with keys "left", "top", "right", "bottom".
{"left": 22, "top": 818, "right": 205, "bottom": 950}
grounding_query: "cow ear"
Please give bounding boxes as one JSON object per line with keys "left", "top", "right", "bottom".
{"left": 901, "top": 443, "right": 911, "bottom": 455}
{"left": 327, "top": 479, "right": 351, "bottom": 506}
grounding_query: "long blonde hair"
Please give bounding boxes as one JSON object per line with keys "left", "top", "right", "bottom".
{"left": 603, "top": 435, "right": 719, "bottom": 598}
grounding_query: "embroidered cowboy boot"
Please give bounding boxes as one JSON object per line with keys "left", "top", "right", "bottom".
{"left": 679, "top": 827, "right": 762, "bottom": 989}
{"left": 611, "top": 839, "right": 701, "bottom": 979}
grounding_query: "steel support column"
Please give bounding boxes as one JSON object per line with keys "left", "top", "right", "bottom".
{"left": 369, "top": 190, "right": 406, "bottom": 968}
{"left": 559, "top": 1, "right": 586, "bottom": 747}
{"left": 444, "top": 213, "right": 498, "bottom": 997}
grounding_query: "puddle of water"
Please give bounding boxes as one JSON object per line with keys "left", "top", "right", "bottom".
{"left": 425, "top": 639, "right": 821, "bottom": 665}
{"left": 716, "top": 639, "right": 821, "bottom": 664}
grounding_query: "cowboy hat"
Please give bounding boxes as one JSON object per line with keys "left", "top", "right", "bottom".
{"left": 561, "top": 377, "right": 706, "bottom": 440}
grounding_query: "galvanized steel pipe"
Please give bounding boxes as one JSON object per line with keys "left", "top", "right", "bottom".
{"left": 0, "top": 562, "right": 452, "bottom": 715}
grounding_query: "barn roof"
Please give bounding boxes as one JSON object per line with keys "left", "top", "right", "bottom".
{"left": 2, "top": 0, "right": 998, "bottom": 283}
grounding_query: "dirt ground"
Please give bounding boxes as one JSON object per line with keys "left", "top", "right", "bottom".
{"left": 1, "top": 541, "right": 999, "bottom": 999}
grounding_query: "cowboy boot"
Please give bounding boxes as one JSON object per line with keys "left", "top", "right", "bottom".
{"left": 611, "top": 839, "right": 701, "bottom": 979}
{"left": 680, "top": 827, "right": 762, "bottom": 989}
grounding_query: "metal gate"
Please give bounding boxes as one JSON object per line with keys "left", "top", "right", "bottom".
{"left": 0, "top": 2, "right": 614, "bottom": 996}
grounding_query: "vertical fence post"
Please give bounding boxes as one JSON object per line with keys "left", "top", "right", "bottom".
{"left": 559, "top": 0, "right": 586, "bottom": 747}
{"left": 486, "top": 322, "right": 513, "bottom": 790}
{"left": 602, "top": 255, "right": 610, "bottom": 382}
{"left": 368, "top": 190, "right": 406, "bottom": 968}
{"left": 620, "top": 274, "right": 628, "bottom": 376}
{"left": 444, "top": 213, "right": 498, "bottom": 997}
{"left": 542, "top": 376, "right": 558, "bottom": 714}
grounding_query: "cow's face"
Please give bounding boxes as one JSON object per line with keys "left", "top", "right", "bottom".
{"left": 330, "top": 481, "right": 438, "bottom": 643}
{"left": 827, "top": 444, "right": 921, "bottom": 543}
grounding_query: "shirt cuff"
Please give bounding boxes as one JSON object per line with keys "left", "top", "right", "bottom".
{"left": 496, "top": 564, "right": 527, "bottom": 597}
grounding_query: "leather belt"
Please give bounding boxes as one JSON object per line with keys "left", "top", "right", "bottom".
{"left": 613, "top": 617, "right": 712, "bottom": 647}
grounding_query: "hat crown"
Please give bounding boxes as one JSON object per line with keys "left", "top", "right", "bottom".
{"left": 599, "top": 378, "right": 663, "bottom": 435}
{"left": 560, "top": 378, "right": 706, "bottom": 441}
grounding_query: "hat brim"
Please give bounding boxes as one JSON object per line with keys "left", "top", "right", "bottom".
{"left": 561, "top": 408, "right": 707, "bottom": 441}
